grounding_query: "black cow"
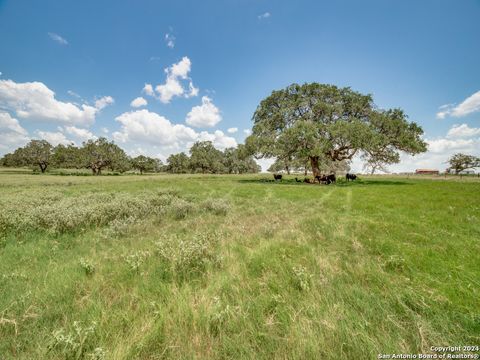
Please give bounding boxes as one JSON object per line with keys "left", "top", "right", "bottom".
{"left": 273, "top": 174, "right": 283, "bottom": 181}
{"left": 295, "top": 177, "right": 302, "bottom": 182}
{"left": 346, "top": 173, "right": 357, "bottom": 181}
{"left": 315, "top": 174, "right": 336, "bottom": 185}
{"left": 325, "top": 174, "right": 336, "bottom": 184}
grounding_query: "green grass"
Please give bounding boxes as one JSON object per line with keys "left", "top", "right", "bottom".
{"left": 0, "top": 169, "right": 479, "bottom": 359}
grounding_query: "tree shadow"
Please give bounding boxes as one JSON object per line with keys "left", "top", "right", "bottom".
{"left": 237, "top": 178, "right": 411, "bottom": 186}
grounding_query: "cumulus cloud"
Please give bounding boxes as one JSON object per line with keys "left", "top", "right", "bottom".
{"left": 185, "top": 96, "right": 222, "bottom": 128}
{"left": 130, "top": 97, "right": 148, "bottom": 108}
{"left": 436, "top": 90, "right": 480, "bottom": 119}
{"left": 94, "top": 96, "right": 114, "bottom": 110}
{"left": 145, "top": 57, "right": 199, "bottom": 103}
{"left": 112, "top": 109, "right": 236, "bottom": 155}
{"left": 48, "top": 32, "right": 68, "bottom": 45}
{"left": 258, "top": 12, "right": 271, "bottom": 20}
{"left": 0, "top": 112, "right": 29, "bottom": 152}
{"left": 165, "top": 33, "right": 175, "bottom": 48}
{"left": 446, "top": 123, "right": 480, "bottom": 138}
{"left": 227, "top": 127, "right": 238, "bottom": 134}
{"left": 67, "top": 90, "right": 81, "bottom": 99}
{"left": 113, "top": 109, "right": 197, "bottom": 146}
{"left": 0, "top": 79, "right": 109, "bottom": 126}
{"left": 143, "top": 84, "right": 154, "bottom": 96}
{"left": 35, "top": 130, "right": 72, "bottom": 146}
{"left": 243, "top": 129, "right": 252, "bottom": 136}
{"left": 63, "top": 126, "right": 96, "bottom": 142}
{"left": 198, "top": 130, "right": 237, "bottom": 149}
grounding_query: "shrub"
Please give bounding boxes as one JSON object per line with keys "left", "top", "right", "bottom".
{"left": 155, "top": 232, "right": 222, "bottom": 280}
{"left": 123, "top": 250, "right": 151, "bottom": 273}
{"left": 170, "top": 198, "right": 196, "bottom": 220}
{"left": 201, "top": 198, "right": 231, "bottom": 216}
{"left": 292, "top": 265, "right": 312, "bottom": 291}
{"left": 209, "top": 297, "right": 234, "bottom": 336}
{"left": 80, "top": 258, "right": 95, "bottom": 276}
{"left": 47, "top": 320, "right": 100, "bottom": 359}
{"left": 102, "top": 216, "right": 137, "bottom": 239}
{"left": 0, "top": 190, "right": 179, "bottom": 236}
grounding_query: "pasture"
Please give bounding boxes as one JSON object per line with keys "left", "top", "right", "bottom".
{"left": 0, "top": 170, "right": 479, "bottom": 359}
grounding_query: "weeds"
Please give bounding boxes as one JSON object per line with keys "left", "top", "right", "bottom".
{"left": 155, "top": 232, "right": 222, "bottom": 280}
{"left": 170, "top": 198, "right": 196, "bottom": 219}
{"left": 123, "top": 250, "right": 151, "bottom": 273}
{"left": 48, "top": 320, "right": 101, "bottom": 359}
{"left": 201, "top": 198, "right": 231, "bottom": 216}
{"left": 0, "top": 190, "right": 181, "bottom": 236}
{"left": 79, "top": 258, "right": 95, "bottom": 276}
{"left": 292, "top": 265, "right": 312, "bottom": 291}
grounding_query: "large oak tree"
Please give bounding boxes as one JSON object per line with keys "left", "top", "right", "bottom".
{"left": 246, "top": 83, "right": 427, "bottom": 177}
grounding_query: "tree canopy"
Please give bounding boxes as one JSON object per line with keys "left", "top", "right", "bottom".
{"left": 447, "top": 153, "right": 480, "bottom": 174}
{"left": 246, "top": 83, "right": 427, "bottom": 177}
{"left": 4, "top": 140, "right": 53, "bottom": 173}
{"left": 131, "top": 155, "right": 162, "bottom": 174}
{"left": 81, "top": 137, "right": 130, "bottom": 175}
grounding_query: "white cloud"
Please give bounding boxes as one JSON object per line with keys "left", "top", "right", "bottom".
{"left": 0, "top": 79, "right": 101, "bottom": 126}
{"left": 198, "top": 130, "right": 237, "bottom": 150}
{"left": 0, "top": 112, "right": 29, "bottom": 152}
{"left": 63, "top": 126, "right": 96, "bottom": 142}
{"left": 101, "top": 127, "right": 109, "bottom": 134}
{"left": 446, "top": 124, "right": 480, "bottom": 138}
{"left": 130, "top": 97, "right": 148, "bottom": 108}
{"left": 258, "top": 12, "right": 271, "bottom": 20}
{"left": 436, "top": 90, "right": 480, "bottom": 119}
{"left": 143, "top": 84, "right": 154, "bottom": 96}
{"left": 67, "top": 90, "right": 81, "bottom": 99}
{"left": 185, "top": 96, "right": 222, "bottom": 128}
{"left": 113, "top": 109, "right": 236, "bottom": 155}
{"left": 243, "top": 129, "right": 252, "bottom": 136}
{"left": 145, "top": 57, "right": 198, "bottom": 103}
{"left": 227, "top": 127, "right": 238, "bottom": 134}
{"left": 48, "top": 32, "right": 68, "bottom": 45}
{"left": 113, "top": 109, "right": 197, "bottom": 146}
{"left": 35, "top": 130, "right": 72, "bottom": 146}
{"left": 94, "top": 96, "right": 114, "bottom": 110}
{"left": 165, "top": 33, "right": 175, "bottom": 48}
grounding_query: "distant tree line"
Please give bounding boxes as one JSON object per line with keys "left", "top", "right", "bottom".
{"left": 0, "top": 138, "right": 261, "bottom": 175}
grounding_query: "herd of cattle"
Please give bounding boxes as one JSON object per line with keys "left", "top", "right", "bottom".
{"left": 272, "top": 173, "right": 357, "bottom": 184}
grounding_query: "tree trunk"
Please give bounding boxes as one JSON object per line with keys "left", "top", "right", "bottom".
{"left": 286, "top": 165, "right": 290, "bottom": 175}
{"left": 39, "top": 163, "right": 47, "bottom": 173}
{"left": 309, "top": 156, "right": 321, "bottom": 178}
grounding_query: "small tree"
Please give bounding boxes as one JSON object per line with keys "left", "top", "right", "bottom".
{"left": 166, "top": 152, "right": 190, "bottom": 173}
{"left": 131, "top": 155, "right": 161, "bottom": 174}
{"left": 223, "top": 145, "right": 260, "bottom": 174}
{"left": 189, "top": 141, "right": 225, "bottom": 174}
{"left": 447, "top": 153, "right": 480, "bottom": 174}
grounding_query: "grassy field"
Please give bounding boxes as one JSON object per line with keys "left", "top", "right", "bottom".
{"left": 0, "top": 169, "right": 479, "bottom": 359}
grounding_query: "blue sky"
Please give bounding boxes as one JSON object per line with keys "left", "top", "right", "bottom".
{"left": 0, "top": 0, "right": 479, "bottom": 172}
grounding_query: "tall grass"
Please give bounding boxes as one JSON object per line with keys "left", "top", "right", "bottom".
{"left": 0, "top": 171, "right": 479, "bottom": 359}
